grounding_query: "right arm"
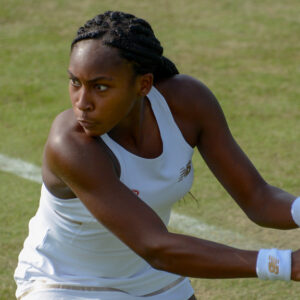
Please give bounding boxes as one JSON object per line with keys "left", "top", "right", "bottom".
{"left": 43, "top": 111, "right": 295, "bottom": 280}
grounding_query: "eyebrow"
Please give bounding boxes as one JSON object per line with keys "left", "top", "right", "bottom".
{"left": 67, "top": 70, "right": 113, "bottom": 82}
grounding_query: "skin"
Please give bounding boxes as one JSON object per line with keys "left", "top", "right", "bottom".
{"left": 42, "top": 38, "right": 300, "bottom": 297}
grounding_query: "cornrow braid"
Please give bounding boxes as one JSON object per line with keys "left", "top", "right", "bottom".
{"left": 71, "top": 11, "right": 179, "bottom": 83}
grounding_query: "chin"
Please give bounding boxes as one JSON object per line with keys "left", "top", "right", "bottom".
{"left": 82, "top": 126, "right": 108, "bottom": 137}
{"left": 83, "top": 128, "right": 101, "bottom": 137}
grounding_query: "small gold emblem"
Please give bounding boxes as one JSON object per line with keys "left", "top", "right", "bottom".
{"left": 268, "top": 255, "right": 279, "bottom": 275}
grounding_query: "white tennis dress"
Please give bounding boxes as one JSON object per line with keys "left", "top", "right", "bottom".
{"left": 14, "top": 86, "right": 195, "bottom": 299}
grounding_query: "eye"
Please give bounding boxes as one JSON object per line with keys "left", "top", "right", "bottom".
{"left": 69, "top": 78, "right": 81, "bottom": 87}
{"left": 95, "top": 84, "right": 108, "bottom": 92}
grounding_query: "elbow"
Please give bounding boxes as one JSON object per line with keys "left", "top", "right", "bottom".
{"left": 242, "top": 195, "right": 274, "bottom": 228}
{"left": 241, "top": 197, "right": 268, "bottom": 227}
{"left": 136, "top": 237, "right": 171, "bottom": 272}
{"left": 246, "top": 210, "right": 268, "bottom": 227}
{"left": 239, "top": 183, "right": 275, "bottom": 228}
{"left": 147, "top": 251, "right": 169, "bottom": 271}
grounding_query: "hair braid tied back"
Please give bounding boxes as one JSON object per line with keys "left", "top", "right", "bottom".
{"left": 71, "top": 11, "right": 179, "bottom": 83}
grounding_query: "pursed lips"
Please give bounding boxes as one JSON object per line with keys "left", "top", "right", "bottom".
{"left": 77, "top": 118, "right": 98, "bottom": 129}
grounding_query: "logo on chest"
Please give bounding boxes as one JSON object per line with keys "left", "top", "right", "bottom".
{"left": 177, "top": 160, "right": 192, "bottom": 182}
{"left": 132, "top": 189, "right": 140, "bottom": 196}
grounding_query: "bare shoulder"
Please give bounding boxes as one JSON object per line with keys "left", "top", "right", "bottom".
{"left": 48, "top": 109, "right": 82, "bottom": 143}
{"left": 44, "top": 109, "right": 89, "bottom": 167}
{"left": 157, "top": 74, "right": 219, "bottom": 111}
{"left": 45, "top": 108, "right": 114, "bottom": 168}
{"left": 42, "top": 109, "right": 118, "bottom": 197}
{"left": 156, "top": 74, "right": 224, "bottom": 147}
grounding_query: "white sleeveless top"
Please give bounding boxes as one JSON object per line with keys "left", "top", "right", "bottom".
{"left": 14, "top": 86, "right": 195, "bottom": 299}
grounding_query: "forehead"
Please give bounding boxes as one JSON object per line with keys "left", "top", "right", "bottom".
{"left": 69, "top": 39, "right": 131, "bottom": 79}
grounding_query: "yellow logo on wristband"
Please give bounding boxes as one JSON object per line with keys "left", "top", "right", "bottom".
{"left": 268, "top": 255, "right": 279, "bottom": 274}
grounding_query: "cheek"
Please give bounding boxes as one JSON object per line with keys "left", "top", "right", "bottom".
{"left": 94, "top": 97, "right": 134, "bottom": 133}
{"left": 101, "top": 89, "right": 135, "bottom": 114}
{"left": 107, "top": 95, "right": 135, "bottom": 119}
{"left": 100, "top": 101, "right": 128, "bottom": 124}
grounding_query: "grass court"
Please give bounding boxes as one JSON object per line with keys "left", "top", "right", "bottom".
{"left": 1, "top": 0, "right": 299, "bottom": 299}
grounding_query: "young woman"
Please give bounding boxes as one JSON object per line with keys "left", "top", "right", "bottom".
{"left": 14, "top": 10, "right": 300, "bottom": 300}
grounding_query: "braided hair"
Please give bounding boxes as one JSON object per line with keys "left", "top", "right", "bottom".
{"left": 71, "top": 11, "right": 179, "bottom": 83}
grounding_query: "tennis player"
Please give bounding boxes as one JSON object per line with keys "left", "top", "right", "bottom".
{"left": 14, "top": 11, "right": 300, "bottom": 300}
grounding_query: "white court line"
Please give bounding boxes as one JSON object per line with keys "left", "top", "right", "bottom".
{"left": 0, "top": 153, "right": 264, "bottom": 249}
{"left": 0, "top": 154, "right": 42, "bottom": 183}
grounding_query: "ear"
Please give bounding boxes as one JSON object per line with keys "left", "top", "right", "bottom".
{"left": 137, "top": 73, "right": 153, "bottom": 97}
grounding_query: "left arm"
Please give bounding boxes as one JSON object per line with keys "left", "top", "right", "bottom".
{"left": 195, "top": 79, "right": 297, "bottom": 229}
{"left": 167, "top": 75, "right": 297, "bottom": 229}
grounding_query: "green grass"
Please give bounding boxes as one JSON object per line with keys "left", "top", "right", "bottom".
{"left": 1, "top": 0, "right": 299, "bottom": 299}
{"left": 0, "top": 172, "right": 40, "bottom": 298}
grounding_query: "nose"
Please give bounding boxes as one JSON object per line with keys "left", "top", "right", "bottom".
{"left": 75, "top": 88, "right": 94, "bottom": 112}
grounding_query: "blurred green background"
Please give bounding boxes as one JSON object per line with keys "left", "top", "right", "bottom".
{"left": 1, "top": 0, "right": 299, "bottom": 299}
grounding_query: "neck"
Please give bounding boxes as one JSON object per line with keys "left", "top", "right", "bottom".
{"left": 108, "top": 96, "right": 147, "bottom": 149}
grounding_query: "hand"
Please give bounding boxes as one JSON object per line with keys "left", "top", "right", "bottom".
{"left": 291, "top": 250, "right": 300, "bottom": 281}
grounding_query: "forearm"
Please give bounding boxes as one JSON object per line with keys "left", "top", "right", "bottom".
{"left": 149, "top": 232, "right": 257, "bottom": 278}
{"left": 248, "top": 184, "right": 297, "bottom": 229}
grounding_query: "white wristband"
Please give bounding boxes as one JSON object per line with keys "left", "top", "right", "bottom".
{"left": 291, "top": 197, "right": 300, "bottom": 227}
{"left": 256, "top": 248, "right": 292, "bottom": 281}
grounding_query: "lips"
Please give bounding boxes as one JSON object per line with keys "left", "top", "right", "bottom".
{"left": 77, "top": 118, "right": 98, "bottom": 129}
